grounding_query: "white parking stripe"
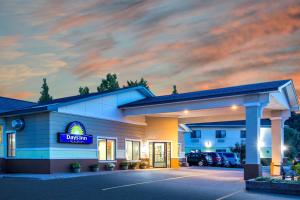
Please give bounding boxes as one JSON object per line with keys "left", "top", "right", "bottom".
{"left": 101, "top": 175, "right": 197, "bottom": 191}
{"left": 215, "top": 190, "right": 243, "bottom": 200}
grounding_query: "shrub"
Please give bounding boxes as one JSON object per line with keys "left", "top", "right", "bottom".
{"left": 71, "top": 162, "right": 81, "bottom": 169}
{"left": 129, "top": 162, "right": 138, "bottom": 169}
{"left": 90, "top": 164, "right": 99, "bottom": 168}
{"left": 292, "top": 164, "right": 300, "bottom": 175}
{"left": 106, "top": 163, "right": 115, "bottom": 169}
{"left": 255, "top": 176, "right": 272, "bottom": 182}
{"left": 140, "top": 161, "right": 148, "bottom": 169}
{"left": 120, "top": 161, "right": 129, "bottom": 166}
{"left": 255, "top": 176, "right": 300, "bottom": 184}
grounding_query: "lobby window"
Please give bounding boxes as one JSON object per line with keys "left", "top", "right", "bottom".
{"left": 191, "top": 130, "right": 201, "bottom": 138}
{"left": 7, "top": 133, "right": 16, "bottom": 157}
{"left": 216, "top": 130, "right": 226, "bottom": 138}
{"left": 98, "top": 139, "right": 116, "bottom": 161}
{"left": 126, "top": 140, "right": 140, "bottom": 160}
{"left": 178, "top": 143, "right": 181, "bottom": 157}
{"left": 240, "top": 130, "right": 246, "bottom": 138}
{"left": 0, "top": 125, "right": 3, "bottom": 144}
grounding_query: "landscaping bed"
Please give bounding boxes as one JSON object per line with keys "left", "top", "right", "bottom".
{"left": 246, "top": 177, "right": 300, "bottom": 195}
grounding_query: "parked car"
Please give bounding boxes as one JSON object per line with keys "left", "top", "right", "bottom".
{"left": 202, "top": 152, "right": 222, "bottom": 166}
{"left": 218, "top": 152, "right": 240, "bottom": 167}
{"left": 186, "top": 153, "right": 213, "bottom": 166}
{"left": 293, "top": 153, "right": 300, "bottom": 165}
{"left": 219, "top": 154, "right": 230, "bottom": 167}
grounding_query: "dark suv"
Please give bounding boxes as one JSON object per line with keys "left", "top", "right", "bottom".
{"left": 186, "top": 153, "right": 213, "bottom": 166}
{"left": 202, "top": 152, "right": 222, "bottom": 166}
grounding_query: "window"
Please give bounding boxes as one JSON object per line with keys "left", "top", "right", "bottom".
{"left": 191, "top": 130, "right": 201, "bottom": 138}
{"left": 0, "top": 125, "right": 3, "bottom": 144}
{"left": 7, "top": 133, "right": 16, "bottom": 157}
{"left": 178, "top": 143, "right": 181, "bottom": 157}
{"left": 98, "top": 139, "right": 116, "bottom": 161}
{"left": 126, "top": 140, "right": 140, "bottom": 160}
{"left": 216, "top": 130, "right": 226, "bottom": 138}
{"left": 240, "top": 130, "right": 246, "bottom": 138}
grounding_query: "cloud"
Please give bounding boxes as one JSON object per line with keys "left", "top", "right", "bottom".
{"left": 1, "top": 0, "right": 300, "bottom": 101}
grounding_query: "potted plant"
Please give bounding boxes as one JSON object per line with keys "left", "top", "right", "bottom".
{"left": 129, "top": 162, "right": 139, "bottom": 170}
{"left": 120, "top": 161, "right": 129, "bottom": 170}
{"left": 140, "top": 161, "right": 148, "bottom": 169}
{"left": 106, "top": 163, "right": 115, "bottom": 171}
{"left": 90, "top": 164, "right": 100, "bottom": 172}
{"left": 70, "top": 162, "right": 81, "bottom": 173}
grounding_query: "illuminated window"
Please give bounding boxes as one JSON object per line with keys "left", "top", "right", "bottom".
{"left": 126, "top": 140, "right": 140, "bottom": 160}
{"left": 0, "top": 125, "right": 3, "bottom": 144}
{"left": 98, "top": 139, "right": 116, "bottom": 161}
{"left": 7, "top": 133, "right": 16, "bottom": 157}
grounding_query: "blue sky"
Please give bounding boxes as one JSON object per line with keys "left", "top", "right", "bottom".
{"left": 0, "top": 0, "right": 300, "bottom": 101}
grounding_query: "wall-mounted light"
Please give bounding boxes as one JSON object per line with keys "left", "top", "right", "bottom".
{"left": 257, "top": 141, "right": 265, "bottom": 149}
{"left": 282, "top": 145, "right": 288, "bottom": 151}
{"left": 231, "top": 105, "right": 238, "bottom": 111}
{"left": 204, "top": 141, "right": 212, "bottom": 148}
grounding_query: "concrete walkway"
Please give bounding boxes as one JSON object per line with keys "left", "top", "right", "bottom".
{"left": 0, "top": 168, "right": 168, "bottom": 180}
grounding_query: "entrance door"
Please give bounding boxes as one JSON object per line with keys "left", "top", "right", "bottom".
{"left": 149, "top": 142, "right": 171, "bottom": 168}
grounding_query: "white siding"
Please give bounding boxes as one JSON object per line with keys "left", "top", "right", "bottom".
{"left": 184, "top": 127, "right": 272, "bottom": 158}
{"left": 57, "top": 90, "right": 146, "bottom": 124}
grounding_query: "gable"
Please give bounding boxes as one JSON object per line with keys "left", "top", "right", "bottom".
{"left": 57, "top": 90, "right": 146, "bottom": 122}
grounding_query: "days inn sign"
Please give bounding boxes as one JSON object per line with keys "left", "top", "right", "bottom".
{"left": 58, "top": 121, "right": 93, "bottom": 144}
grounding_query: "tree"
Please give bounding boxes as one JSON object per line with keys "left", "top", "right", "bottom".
{"left": 79, "top": 86, "right": 90, "bottom": 95}
{"left": 284, "top": 127, "right": 300, "bottom": 159}
{"left": 97, "top": 73, "right": 120, "bottom": 92}
{"left": 38, "top": 78, "right": 53, "bottom": 103}
{"left": 126, "top": 78, "right": 149, "bottom": 89}
{"left": 172, "top": 85, "right": 178, "bottom": 94}
{"left": 285, "top": 112, "right": 300, "bottom": 132}
{"left": 230, "top": 142, "right": 246, "bottom": 163}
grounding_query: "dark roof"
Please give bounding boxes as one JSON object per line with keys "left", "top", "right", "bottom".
{"left": 0, "top": 97, "right": 36, "bottom": 113}
{"left": 0, "top": 86, "right": 153, "bottom": 116}
{"left": 187, "top": 119, "right": 271, "bottom": 128}
{"left": 119, "top": 80, "right": 291, "bottom": 108}
{"left": 37, "top": 86, "right": 153, "bottom": 106}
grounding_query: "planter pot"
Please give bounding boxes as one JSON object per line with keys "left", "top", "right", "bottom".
{"left": 140, "top": 165, "right": 147, "bottom": 169}
{"left": 72, "top": 168, "right": 81, "bottom": 173}
{"left": 246, "top": 179, "right": 300, "bottom": 195}
{"left": 91, "top": 167, "right": 99, "bottom": 172}
{"left": 120, "top": 165, "right": 129, "bottom": 170}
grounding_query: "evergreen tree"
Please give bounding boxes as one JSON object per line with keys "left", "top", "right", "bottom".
{"left": 97, "top": 73, "right": 120, "bottom": 92}
{"left": 79, "top": 86, "right": 90, "bottom": 95}
{"left": 38, "top": 78, "right": 53, "bottom": 103}
{"left": 126, "top": 78, "right": 149, "bottom": 89}
{"left": 284, "top": 127, "right": 300, "bottom": 159}
{"left": 172, "top": 85, "right": 178, "bottom": 94}
{"left": 230, "top": 142, "right": 246, "bottom": 163}
{"left": 285, "top": 112, "right": 300, "bottom": 132}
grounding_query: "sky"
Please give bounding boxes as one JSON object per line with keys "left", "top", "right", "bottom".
{"left": 0, "top": 0, "right": 300, "bottom": 101}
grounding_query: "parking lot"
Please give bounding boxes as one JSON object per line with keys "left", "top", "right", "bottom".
{"left": 0, "top": 167, "right": 298, "bottom": 200}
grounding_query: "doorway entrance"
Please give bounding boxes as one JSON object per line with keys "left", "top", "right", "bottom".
{"left": 149, "top": 142, "right": 171, "bottom": 168}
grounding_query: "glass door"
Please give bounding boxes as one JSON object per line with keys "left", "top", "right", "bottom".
{"left": 149, "top": 142, "right": 171, "bottom": 168}
{"left": 154, "top": 143, "right": 166, "bottom": 168}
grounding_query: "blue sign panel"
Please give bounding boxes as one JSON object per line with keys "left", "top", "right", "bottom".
{"left": 58, "top": 121, "right": 93, "bottom": 144}
{"left": 59, "top": 133, "right": 93, "bottom": 144}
